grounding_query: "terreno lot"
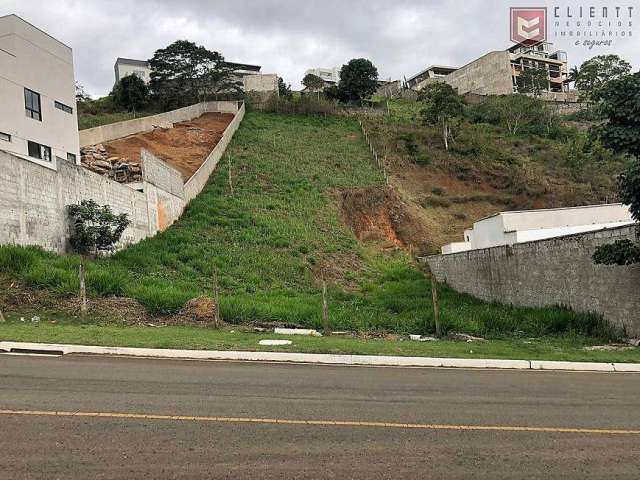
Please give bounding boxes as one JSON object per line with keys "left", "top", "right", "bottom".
{"left": 1, "top": 354, "right": 639, "bottom": 479}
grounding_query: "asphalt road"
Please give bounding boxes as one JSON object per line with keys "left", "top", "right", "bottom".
{"left": 1, "top": 354, "right": 639, "bottom": 479}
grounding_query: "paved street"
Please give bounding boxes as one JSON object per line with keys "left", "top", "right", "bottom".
{"left": 1, "top": 354, "right": 639, "bottom": 479}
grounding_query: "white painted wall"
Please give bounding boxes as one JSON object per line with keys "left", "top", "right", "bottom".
{"left": 305, "top": 67, "right": 340, "bottom": 83}
{"left": 0, "top": 15, "right": 79, "bottom": 166}
{"left": 114, "top": 60, "right": 151, "bottom": 84}
{"left": 442, "top": 203, "right": 636, "bottom": 254}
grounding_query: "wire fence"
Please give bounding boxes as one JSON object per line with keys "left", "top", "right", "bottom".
{"left": 358, "top": 118, "right": 389, "bottom": 185}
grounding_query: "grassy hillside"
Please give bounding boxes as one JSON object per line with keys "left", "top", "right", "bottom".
{"left": 363, "top": 99, "right": 624, "bottom": 252}
{"left": 0, "top": 111, "right": 614, "bottom": 339}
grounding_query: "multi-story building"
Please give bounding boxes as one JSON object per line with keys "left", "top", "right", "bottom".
{"left": 0, "top": 14, "right": 80, "bottom": 167}
{"left": 114, "top": 58, "right": 152, "bottom": 84}
{"left": 408, "top": 42, "right": 570, "bottom": 99}
{"left": 114, "top": 57, "right": 263, "bottom": 85}
{"left": 405, "top": 65, "right": 458, "bottom": 90}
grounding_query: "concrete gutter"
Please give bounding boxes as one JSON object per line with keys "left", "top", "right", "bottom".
{"left": 1, "top": 341, "right": 638, "bottom": 372}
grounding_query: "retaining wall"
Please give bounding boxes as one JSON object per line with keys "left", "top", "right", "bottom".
{"left": 426, "top": 225, "right": 640, "bottom": 336}
{"left": 1, "top": 101, "right": 244, "bottom": 253}
{"left": 184, "top": 102, "right": 245, "bottom": 202}
{"left": 79, "top": 101, "right": 241, "bottom": 147}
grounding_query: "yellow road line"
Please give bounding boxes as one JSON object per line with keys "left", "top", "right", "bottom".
{"left": 1, "top": 409, "right": 639, "bottom": 435}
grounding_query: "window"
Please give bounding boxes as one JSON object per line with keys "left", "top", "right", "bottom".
{"left": 25, "top": 88, "right": 42, "bottom": 121}
{"left": 67, "top": 152, "right": 76, "bottom": 163}
{"left": 27, "top": 141, "right": 51, "bottom": 162}
{"left": 55, "top": 101, "right": 73, "bottom": 114}
{"left": 0, "top": 132, "right": 10, "bottom": 142}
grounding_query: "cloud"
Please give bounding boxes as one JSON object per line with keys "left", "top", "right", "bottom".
{"left": 2, "top": 0, "right": 638, "bottom": 96}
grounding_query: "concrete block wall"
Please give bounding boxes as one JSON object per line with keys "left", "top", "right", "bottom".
{"left": 0, "top": 150, "right": 151, "bottom": 252}
{"left": 426, "top": 225, "right": 640, "bottom": 336}
{"left": 445, "top": 51, "right": 514, "bottom": 95}
{"left": 1, "top": 101, "right": 244, "bottom": 253}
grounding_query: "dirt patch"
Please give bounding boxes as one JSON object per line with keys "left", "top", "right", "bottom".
{"left": 102, "top": 112, "right": 234, "bottom": 181}
{"left": 337, "top": 186, "right": 432, "bottom": 252}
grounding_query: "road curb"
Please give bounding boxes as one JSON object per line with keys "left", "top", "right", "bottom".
{"left": 2, "top": 341, "right": 639, "bottom": 372}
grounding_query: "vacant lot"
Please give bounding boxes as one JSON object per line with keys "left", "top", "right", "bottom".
{"left": 103, "top": 112, "right": 234, "bottom": 180}
{"left": 0, "top": 112, "right": 615, "bottom": 340}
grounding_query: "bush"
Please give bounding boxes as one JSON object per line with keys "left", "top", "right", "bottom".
{"left": 593, "top": 239, "right": 640, "bottom": 266}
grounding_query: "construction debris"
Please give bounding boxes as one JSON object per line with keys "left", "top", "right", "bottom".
{"left": 81, "top": 144, "right": 142, "bottom": 183}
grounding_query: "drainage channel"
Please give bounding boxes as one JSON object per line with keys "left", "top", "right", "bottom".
{"left": 1, "top": 348, "right": 64, "bottom": 357}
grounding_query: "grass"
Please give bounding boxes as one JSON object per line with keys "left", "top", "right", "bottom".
{"left": 78, "top": 111, "right": 155, "bottom": 130}
{"left": 0, "top": 312, "right": 637, "bottom": 363}
{"left": 0, "top": 111, "right": 621, "bottom": 340}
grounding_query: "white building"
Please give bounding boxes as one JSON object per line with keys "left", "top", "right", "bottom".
{"left": 442, "top": 204, "right": 635, "bottom": 254}
{"left": 0, "top": 14, "right": 79, "bottom": 167}
{"left": 114, "top": 58, "right": 152, "bottom": 84}
{"left": 305, "top": 67, "right": 340, "bottom": 85}
{"left": 113, "top": 58, "right": 276, "bottom": 93}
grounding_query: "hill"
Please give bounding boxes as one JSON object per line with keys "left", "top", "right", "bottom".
{"left": 362, "top": 99, "right": 624, "bottom": 252}
{"left": 0, "top": 110, "right": 613, "bottom": 339}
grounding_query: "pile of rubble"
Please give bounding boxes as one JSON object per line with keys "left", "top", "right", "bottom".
{"left": 81, "top": 144, "right": 142, "bottom": 183}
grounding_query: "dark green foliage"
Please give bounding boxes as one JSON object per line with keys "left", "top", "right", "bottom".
{"left": 618, "top": 160, "right": 640, "bottom": 222}
{"left": 67, "top": 200, "right": 130, "bottom": 256}
{"left": 517, "top": 68, "right": 548, "bottom": 97}
{"left": 592, "top": 72, "right": 640, "bottom": 158}
{"left": 302, "top": 73, "right": 325, "bottom": 92}
{"left": 111, "top": 74, "right": 149, "bottom": 112}
{"left": 337, "top": 58, "right": 379, "bottom": 102}
{"left": 277, "top": 77, "right": 292, "bottom": 99}
{"left": 418, "top": 83, "right": 464, "bottom": 124}
{"left": 149, "top": 40, "right": 241, "bottom": 110}
{"left": 593, "top": 240, "right": 640, "bottom": 266}
{"left": 575, "top": 54, "right": 632, "bottom": 99}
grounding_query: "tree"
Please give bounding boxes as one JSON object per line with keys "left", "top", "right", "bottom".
{"left": 337, "top": 58, "right": 378, "bottom": 102}
{"left": 112, "top": 74, "right": 149, "bottom": 113}
{"left": 418, "top": 82, "right": 464, "bottom": 150}
{"left": 592, "top": 73, "right": 640, "bottom": 158}
{"left": 568, "top": 66, "right": 580, "bottom": 87}
{"left": 75, "top": 82, "right": 91, "bottom": 103}
{"left": 68, "top": 200, "right": 130, "bottom": 316}
{"left": 517, "top": 67, "right": 548, "bottom": 97}
{"left": 278, "top": 77, "right": 292, "bottom": 99}
{"left": 149, "top": 40, "right": 240, "bottom": 110}
{"left": 575, "top": 55, "right": 632, "bottom": 100}
{"left": 591, "top": 72, "right": 640, "bottom": 266}
{"left": 302, "top": 73, "right": 326, "bottom": 100}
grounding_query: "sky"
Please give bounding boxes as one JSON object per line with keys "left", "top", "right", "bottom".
{"left": 3, "top": 0, "right": 638, "bottom": 96}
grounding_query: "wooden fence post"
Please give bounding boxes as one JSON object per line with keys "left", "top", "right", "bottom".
{"left": 322, "top": 277, "right": 330, "bottom": 336}
{"left": 212, "top": 265, "right": 222, "bottom": 328}
{"left": 430, "top": 271, "right": 441, "bottom": 337}
{"left": 79, "top": 256, "right": 87, "bottom": 318}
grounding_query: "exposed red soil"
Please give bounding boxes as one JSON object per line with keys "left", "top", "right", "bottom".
{"left": 337, "top": 187, "right": 432, "bottom": 251}
{"left": 103, "top": 113, "right": 234, "bottom": 181}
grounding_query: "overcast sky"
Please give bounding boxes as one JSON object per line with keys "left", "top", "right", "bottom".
{"left": 3, "top": 0, "right": 638, "bottom": 96}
